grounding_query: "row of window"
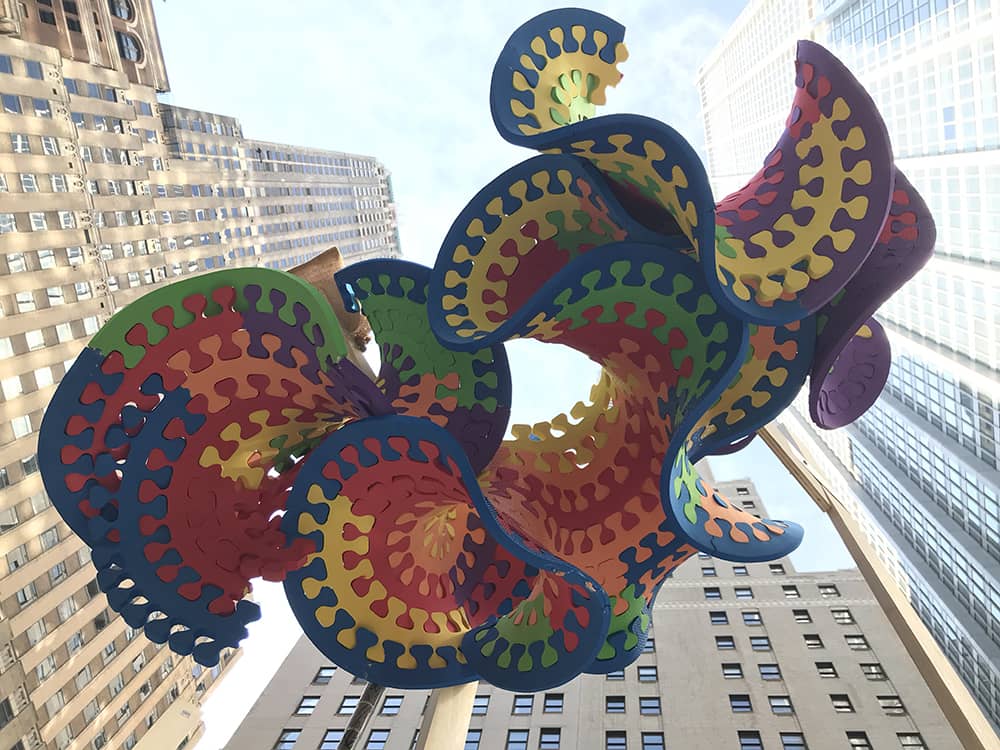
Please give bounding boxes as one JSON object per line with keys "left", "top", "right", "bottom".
{"left": 720, "top": 659, "right": 889, "bottom": 681}
{"left": 274, "top": 727, "right": 928, "bottom": 750}
{"left": 714, "top": 633, "right": 871, "bottom": 651}
{"left": 703, "top": 583, "right": 842, "bottom": 599}
{"left": 709, "top": 607, "right": 855, "bottom": 626}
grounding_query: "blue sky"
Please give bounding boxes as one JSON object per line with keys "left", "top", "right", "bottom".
{"left": 152, "top": 2, "right": 853, "bottom": 746}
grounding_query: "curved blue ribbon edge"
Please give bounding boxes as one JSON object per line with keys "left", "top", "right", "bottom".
{"left": 281, "top": 414, "right": 611, "bottom": 691}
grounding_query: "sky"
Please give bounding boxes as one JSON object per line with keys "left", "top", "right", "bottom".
{"left": 151, "top": 2, "right": 854, "bottom": 747}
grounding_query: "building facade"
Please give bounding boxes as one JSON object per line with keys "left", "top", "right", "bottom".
{"left": 696, "top": 0, "right": 1000, "bottom": 731}
{"left": 225, "top": 479, "right": 961, "bottom": 750}
{"left": 0, "top": 2, "right": 400, "bottom": 750}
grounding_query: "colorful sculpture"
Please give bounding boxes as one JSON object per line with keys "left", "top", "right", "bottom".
{"left": 38, "top": 9, "right": 935, "bottom": 691}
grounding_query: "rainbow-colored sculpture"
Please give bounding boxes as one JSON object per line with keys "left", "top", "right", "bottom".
{"left": 38, "top": 9, "right": 935, "bottom": 691}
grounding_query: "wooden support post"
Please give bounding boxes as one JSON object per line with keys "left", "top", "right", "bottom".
{"left": 414, "top": 682, "right": 478, "bottom": 750}
{"left": 759, "top": 426, "right": 999, "bottom": 749}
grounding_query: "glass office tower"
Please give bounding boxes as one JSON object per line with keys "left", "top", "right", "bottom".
{"left": 697, "top": 0, "right": 999, "bottom": 730}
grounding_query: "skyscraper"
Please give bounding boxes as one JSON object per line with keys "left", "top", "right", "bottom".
{"left": 224, "top": 478, "right": 962, "bottom": 750}
{"left": 0, "top": 2, "right": 400, "bottom": 749}
{"left": 697, "top": 0, "right": 999, "bottom": 730}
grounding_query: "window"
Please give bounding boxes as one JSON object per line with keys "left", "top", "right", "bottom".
{"left": 734, "top": 586, "right": 754, "bottom": 599}
{"left": 832, "top": 608, "right": 854, "bottom": 625}
{"left": 846, "top": 732, "right": 872, "bottom": 749}
{"left": 716, "top": 636, "right": 736, "bottom": 650}
{"left": 878, "top": 695, "right": 906, "bottom": 715}
{"left": 738, "top": 731, "right": 763, "bottom": 750}
{"left": 736, "top": 486, "right": 750, "bottom": 495}
{"left": 380, "top": 696, "right": 402, "bottom": 715}
{"left": 49, "top": 561, "right": 67, "bottom": 583}
{"left": 758, "top": 663, "right": 781, "bottom": 680}
{"left": 769, "top": 563, "right": 786, "bottom": 575}
{"left": 464, "top": 729, "right": 481, "bottom": 750}
{"left": 7, "top": 543, "right": 28, "bottom": 572}
{"left": 641, "top": 734, "right": 664, "bottom": 750}
{"left": 337, "top": 696, "right": 359, "bottom": 714}
{"left": 742, "top": 610, "right": 762, "bottom": 626}
{"left": 116, "top": 31, "right": 143, "bottom": 61}
{"left": 861, "top": 663, "right": 886, "bottom": 680}
{"left": 769, "top": 695, "right": 794, "bottom": 714}
{"left": 313, "top": 666, "right": 336, "bottom": 684}
{"left": 40, "top": 526, "right": 59, "bottom": 549}
{"left": 605, "top": 732, "right": 626, "bottom": 750}
{"left": 73, "top": 665, "right": 93, "bottom": 691}
{"left": 294, "top": 696, "right": 319, "bottom": 715}
{"left": 11, "top": 133, "right": 30, "bottom": 153}
{"left": 512, "top": 695, "right": 533, "bottom": 715}
{"left": 20, "top": 173, "right": 38, "bottom": 192}
{"left": 710, "top": 611, "right": 729, "bottom": 625}
{"left": 16, "top": 582, "right": 37, "bottom": 607}
{"left": 543, "top": 693, "right": 563, "bottom": 713}
{"left": 729, "top": 694, "right": 752, "bottom": 712}
{"left": 33, "top": 98, "right": 51, "bottom": 118}
{"left": 816, "top": 662, "right": 838, "bottom": 678}
{"left": 36, "top": 654, "right": 56, "bottom": 682}
{"left": 639, "top": 697, "right": 661, "bottom": 715}
{"left": 782, "top": 585, "right": 800, "bottom": 598}
{"left": 733, "top": 565, "right": 748, "bottom": 576}
{"left": 749, "top": 636, "right": 771, "bottom": 651}
{"left": 818, "top": 584, "right": 840, "bottom": 598}
{"left": 642, "top": 637, "right": 655, "bottom": 653}
{"left": 780, "top": 733, "right": 807, "bottom": 750}
{"left": 29, "top": 212, "right": 47, "bottom": 231}
{"left": 539, "top": 729, "right": 560, "bottom": 750}
{"left": 320, "top": 730, "right": 344, "bottom": 750}
{"left": 722, "top": 663, "right": 743, "bottom": 678}
{"left": 845, "top": 635, "right": 870, "bottom": 651}
{"left": 108, "top": 0, "right": 133, "bottom": 20}
{"left": 50, "top": 174, "right": 67, "bottom": 192}
{"left": 606, "top": 669, "right": 625, "bottom": 680}
{"left": 26, "top": 619, "right": 46, "bottom": 645}
{"left": 2, "top": 93, "right": 21, "bottom": 114}
{"left": 897, "top": 734, "right": 926, "bottom": 749}
{"left": 506, "top": 730, "right": 529, "bottom": 750}
{"left": 472, "top": 695, "right": 489, "bottom": 715}
{"left": 364, "top": 730, "right": 389, "bottom": 750}
{"left": 606, "top": 695, "right": 625, "bottom": 713}
{"left": 792, "top": 609, "right": 811, "bottom": 623}
{"left": 701, "top": 566, "right": 717, "bottom": 577}
{"left": 704, "top": 587, "right": 721, "bottom": 600}
{"left": 637, "top": 666, "right": 657, "bottom": 682}
{"left": 0, "top": 213, "right": 15, "bottom": 233}
{"left": 803, "top": 634, "right": 824, "bottom": 649}
{"left": 830, "top": 694, "right": 854, "bottom": 713}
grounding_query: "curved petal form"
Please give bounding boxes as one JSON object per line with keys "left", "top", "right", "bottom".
{"left": 711, "top": 40, "right": 895, "bottom": 324}
{"left": 668, "top": 444, "right": 803, "bottom": 562}
{"left": 38, "top": 269, "right": 388, "bottom": 665}
{"left": 336, "top": 259, "right": 513, "bottom": 473}
{"left": 490, "top": 8, "right": 627, "bottom": 145}
{"left": 281, "top": 416, "right": 609, "bottom": 691}
{"left": 811, "top": 168, "right": 935, "bottom": 381}
{"left": 431, "top": 152, "right": 676, "bottom": 347}
{"left": 688, "top": 319, "right": 816, "bottom": 463}
{"left": 810, "top": 318, "right": 891, "bottom": 429}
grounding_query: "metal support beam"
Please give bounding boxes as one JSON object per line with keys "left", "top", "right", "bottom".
{"left": 759, "top": 426, "right": 999, "bottom": 749}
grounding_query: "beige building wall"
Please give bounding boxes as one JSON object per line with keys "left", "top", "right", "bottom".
{"left": 0, "top": 4, "right": 399, "bottom": 750}
{"left": 225, "top": 481, "right": 961, "bottom": 750}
